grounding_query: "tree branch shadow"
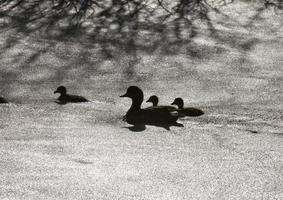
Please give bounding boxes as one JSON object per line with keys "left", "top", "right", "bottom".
{"left": 0, "top": 0, "right": 273, "bottom": 101}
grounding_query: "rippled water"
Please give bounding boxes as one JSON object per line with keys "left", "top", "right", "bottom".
{"left": 0, "top": 1, "right": 283, "bottom": 199}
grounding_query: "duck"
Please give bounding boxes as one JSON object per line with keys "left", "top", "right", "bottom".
{"left": 120, "top": 86, "right": 182, "bottom": 129}
{"left": 171, "top": 97, "right": 204, "bottom": 117}
{"left": 54, "top": 86, "right": 89, "bottom": 103}
{"left": 146, "top": 95, "right": 176, "bottom": 111}
{"left": 0, "top": 97, "right": 8, "bottom": 103}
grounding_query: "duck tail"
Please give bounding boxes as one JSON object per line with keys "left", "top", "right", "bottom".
{"left": 172, "top": 122, "right": 184, "bottom": 128}
{"left": 191, "top": 109, "right": 204, "bottom": 117}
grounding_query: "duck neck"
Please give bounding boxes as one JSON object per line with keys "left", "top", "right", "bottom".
{"left": 153, "top": 100, "right": 158, "bottom": 106}
{"left": 58, "top": 92, "right": 66, "bottom": 99}
{"left": 130, "top": 98, "right": 143, "bottom": 111}
{"left": 178, "top": 104, "right": 184, "bottom": 109}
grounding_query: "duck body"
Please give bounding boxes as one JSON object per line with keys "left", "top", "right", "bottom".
{"left": 176, "top": 107, "right": 204, "bottom": 117}
{"left": 0, "top": 97, "right": 8, "bottom": 103}
{"left": 57, "top": 94, "right": 89, "bottom": 103}
{"left": 145, "top": 105, "right": 176, "bottom": 111}
{"left": 171, "top": 98, "right": 204, "bottom": 117}
{"left": 54, "top": 86, "right": 89, "bottom": 103}
{"left": 121, "top": 86, "right": 179, "bottom": 127}
{"left": 125, "top": 107, "right": 178, "bottom": 126}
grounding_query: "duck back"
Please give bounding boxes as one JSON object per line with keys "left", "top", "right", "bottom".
{"left": 178, "top": 107, "right": 204, "bottom": 117}
{"left": 58, "top": 94, "right": 88, "bottom": 103}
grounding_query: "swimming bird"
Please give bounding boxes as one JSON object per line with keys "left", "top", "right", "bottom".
{"left": 171, "top": 97, "right": 204, "bottom": 117}
{"left": 120, "top": 86, "right": 182, "bottom": 130}
{"left": 0, "top": 97, "right": 8, "bottom": 103}
{"left": 54, "top": 86, "right": 89, "bottom": 103}
{"left": 146, "top": 95, "right": 176, "bottom": 111}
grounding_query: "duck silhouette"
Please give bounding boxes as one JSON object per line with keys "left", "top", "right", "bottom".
{"left": 0, "top": 97, "right": 8, "bottom": 103}
{"left": 146, "top": 95, "right": 176, "bottom": 111}
{"left": 54, "top": 86, "right": 89, "bottom": 104}
{"left": 171, "top": 98, "right": 204, "bottom": 117}
{"left": 120, "top": 86, "right": 183, "bottom": 130}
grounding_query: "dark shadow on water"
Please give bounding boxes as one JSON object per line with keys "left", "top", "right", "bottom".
{"left": 54, "top": 100, "right": 90, "bottom": 105}
{"left": 54, "top": 100, "right": 67, "bottom": 105}
{"left": 246, "top": 129, "right": 283, "bottom": 137}
{"left": 0, "top": 1, "right": 237, "bottom": 60}
{"left": 272, "top": 132, "right": 283, "bottom": 137}
{"left": 246, "top": 129, "right": 259, "bottom": 134}
{"left": 123, "top": 124, "right": 146, "bottom": 132}
{"left": 123, "top": 122, "right": 184, "bottom": 132}
{"left": 73, "top": 159, "right": 93, "bottom": 165}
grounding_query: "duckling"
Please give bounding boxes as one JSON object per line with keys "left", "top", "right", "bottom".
{"left": 146, "top": 95, "right": 176, "bottom": 111}
{"left": 54, "top": 86, "right": 89, "bottom": 103}
{"left": 171, "top": 97, "right": 204, "bottom": 117}
{"left": 120, "top": 86, "right": 182, "bottom": 129}
{"left": 0, "top": 97, "right": 8, "bottom": 103}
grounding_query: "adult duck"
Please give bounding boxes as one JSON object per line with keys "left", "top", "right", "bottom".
{"left": 120, "top": 86, "right": 182, "bottom": 129}
{"left": 146, "top": 95, "right": 176, "bottom": 111}
{"left": 0, "top": 97, "right": 8, "bottom": 103}
{"left": 171, "top": 97, "right": 204, "bottom": 117}
{"left": 54, "top": 86, "right": 89, "bottom": 104}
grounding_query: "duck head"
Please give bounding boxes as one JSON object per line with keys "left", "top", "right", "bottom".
{"left": 120, "top": 86, "right": 144, "bottom": 109}
{"left": 171, "top": 97, "right": 184, "bottom": 109}
{"left": 54, "top": 86, "right": 67, "bottom": 95}
{"left": 146, "top": 95, "right": 158, "bottom": 106}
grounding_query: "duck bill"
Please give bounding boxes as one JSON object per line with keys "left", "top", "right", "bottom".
{"left": 171, "top": 101, "right": 176, "bottom": 106}
{"left": 54, "top": 90, "right": 59, "bottom": 94}
{"left": 146, "top": 99, "right": 150, "bottom": 103}
{"left": 120, "top": 93, "right": 128, "bottom": 98}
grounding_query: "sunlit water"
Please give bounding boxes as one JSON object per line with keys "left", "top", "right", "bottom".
{"left": 0, "top": 1, "right": 283, "bottom": 199}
